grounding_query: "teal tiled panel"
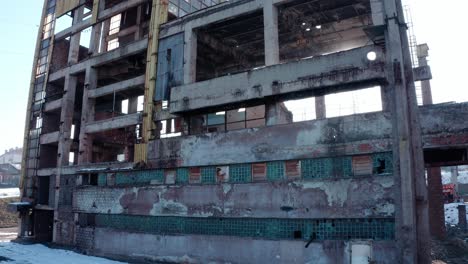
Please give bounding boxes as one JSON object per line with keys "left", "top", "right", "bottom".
{"left": 301, "top": 158, "right": 333, "bottom": 179}
{"left": 93, "top": 214, "right": 395, "bottom": 241}
{"left": 334, "top": 156, "right": 353, "bottom": 178}
{"left": 115, "top": 170, "right": 164, "bottom": 185}
{"left": 229, "top": 164, "right": 252, "bottom": 183}
{"left": 201, "top": 167, "right": 216, "bottom": 184}
{"left": 267, "top": 161, "right": 285, "bottom": 181}
{"left": 176, "top": 168, "right": 189, "bottom": 184}
{"left": 97, "top": 173, "right": 107, "bottom": 186}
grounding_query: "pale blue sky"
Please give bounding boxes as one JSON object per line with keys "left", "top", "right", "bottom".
{"left": 0, "top": 0, "right": 467, "bottom": 153}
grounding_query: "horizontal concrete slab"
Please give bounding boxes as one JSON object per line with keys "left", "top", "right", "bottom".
{"left": 169, "top": 45, "right": 386, "bottom": 113}
{"left": 49, "top": 38, "right": 148, "bottom": 82}
{"left": 43, "top": 98, "right": 62, "bottom": 112}
{"left": 90, "top": 228, "right": 398, "bottom": 264}
{"left": 85, "top": 113, "right": 142, "bottom": 133}
{"left": 88, "top": 75, "right": 145, "bottom": 98}
{"left": 40, "top": 131, "right": 60, "bottom": 145}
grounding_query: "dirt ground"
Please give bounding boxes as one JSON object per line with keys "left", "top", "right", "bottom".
{"left": 432, "top": 228, "right": 468, "bottom": 264}
{"left": 0, "top": 198, "right": 19, "bottom": 228}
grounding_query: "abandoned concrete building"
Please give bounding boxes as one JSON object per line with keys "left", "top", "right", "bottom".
{"left": 15, "top": 0, "right": 468, "bottom": 263}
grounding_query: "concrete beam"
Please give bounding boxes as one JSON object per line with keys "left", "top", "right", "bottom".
{"left": 85, "top": 113, "right": 142, "bottom": 133}
{"left": 88, "top": 75, "right": 145, "bottom": 98}
{"left": 49, "top": 38, "right": 148, "bottom": 82}
{"left": 170, "top": 45, "right": 386, "bottom": 113}
{"left": 37, "top": 162, "right": 134, "bottom": 176}
{"left": 40, "top": 131, "right": 60, "bottom": 145}
{"left": 43, "top": 98, "right": 63, "bottom": 112}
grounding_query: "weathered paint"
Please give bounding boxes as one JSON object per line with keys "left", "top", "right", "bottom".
{"left": 73, "top": 177, "right": 394, "bottom": 218}
{"left": 88, "top": 228, "right": 398, "bottom": 264}
{"left": 170, "top": 45, "right": 386, "bottom": 113}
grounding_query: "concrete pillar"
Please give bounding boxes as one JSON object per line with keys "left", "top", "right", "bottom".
{"left": 383, "top": 0, "right": 430, "bottom": 262}
{"left": 89, "top": 22, "right": 102, "bottom": 55}
{"left": 417, "top": 44, "right": 433, "bottom": 105}
{"left": 68, "top": 7, "right": 84, "bottom": 63}
{"left": 128, "top": 96, "right": 139, "bottom": 114}
{"left": 183, "top": 28, "right": 197, "bottom": 84}
{"left": 458, "top": 205, "right": 467, "bottom": 230}
{"left": 263, "top": 0, "right": 279, "bottom": 66}
{"left": 315, "top": 96, "right": 326, "bottom": 119}
{"left": 451, "top": 166, "right": 459, "bottom": 192}
{"left": 427, "top": 167, "right": 446, "bottom": 239}
{"left": 78, "top": 66, "right": 97, "bottom": 164}
{"left": 266, "top": 103, "right": 290, "bottom": 126}
{"left": 100, "top": 20, "right": 111, "bottom": 53}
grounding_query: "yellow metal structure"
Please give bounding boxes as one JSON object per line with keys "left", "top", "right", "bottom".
{"left": 135, "top": 0, "right": 169, "bottom": 163}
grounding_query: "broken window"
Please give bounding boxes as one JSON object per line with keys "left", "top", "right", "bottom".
{"left": 160, "top": 118, "right": 183, "bottom": 138}
{"left": 189, "top": 106, "right": 266, "bottom": 135}
{"left": 325, "top": 86, "right": 382, "bottom": 118}
{"left": 283, "top": 97, "right": 316, "bottom": 122}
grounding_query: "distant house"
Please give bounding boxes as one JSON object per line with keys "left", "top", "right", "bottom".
{"left": 0, "top": 163, "right": 20, "bottom": 186}
{"left": 0, "top": 147, "right": 22, "bottom": 165}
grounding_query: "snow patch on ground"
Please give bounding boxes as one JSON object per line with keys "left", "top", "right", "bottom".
{"left": 0, "top": 242, "right": 126, "bottom": 264}
{"left": 0, "top": 188, "right": 19, "bottom": 199}
{"left": 445, "top": 202, "right": 468, "bottom": 226}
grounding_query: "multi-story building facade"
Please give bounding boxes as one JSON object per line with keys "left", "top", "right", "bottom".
{"left": 17, "top": 0, "right": 468, "bottom": 263}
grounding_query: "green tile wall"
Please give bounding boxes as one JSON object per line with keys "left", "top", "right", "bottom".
{"left": 98, "top": 173, "right": 107, "bottom": 186}
{"left": 115, "top": 170, "right": 164, "bottom": 185}
{"left": 92, "top": 214, "right": 395, "bottom": 241}
{"left": 229, "top": 164, "right": 252, "bottom": 183}
{"left": 201, "top": 167, "right": 216, "bottom": 184}
{"left": 301, "top": 158, "right": 333, "bottom": 179}
{"left": 267, "top": 161, "right": 285, "bottom": 181}
{"left": 176, "top": 168, "right": 189, "bottom": 184}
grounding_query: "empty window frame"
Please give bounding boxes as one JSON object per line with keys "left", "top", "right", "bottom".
{"left": 325, "top": 86, "right": 382, "bottom": 118}
{"left": 160, "top": 118, "right": 183, "bottom": 138}
{"left": 189, "top": 106, "right": 266, "bottom": 135}
{"left": 283, "top": 97, "right": 316, "bottom": 122}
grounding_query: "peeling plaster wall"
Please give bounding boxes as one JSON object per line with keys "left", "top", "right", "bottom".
{"left": 148, "top": 111, "right": 393, "bottom": 168}
{"left": 148, "top": 102, "right": 468, "bottom": 168}
{"left": 89, "top": 228, "right": 398, "bottom": 264}
{"left": 73, "top": 177, "right": 395, "bottom": 218}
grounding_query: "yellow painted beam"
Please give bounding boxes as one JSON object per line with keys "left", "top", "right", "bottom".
{"left": 135, "top": 0, "right": 169, "bottom": 163}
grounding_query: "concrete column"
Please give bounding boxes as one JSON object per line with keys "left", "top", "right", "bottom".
{"left": 458, "top": 205, "right": 467, "bottom": 230}
{"left": 68, "top": 7, "right": 84, "bottom": 63}
{"left": 315, "top": 96, "right": 326, "bottom": 119}
{"left": 451, "top": 166, "right": 459, "bottom": 192}
{"left": 183, "top": 28, "right": 197, "bottom": 84}
{"left": 100, "top": 20, "right": 111, "bottom": 53}
{"left": 89, "top": 22, "right": 102, "bottom": 55}
{"left": 383, "top": 0, "right": 430, "bottom": 262}
{"left": 128, "top": 96, "right": 139, "bottom": 114}
{"left": 427, "top": 167, "right": 446, "bottom": 239}
{"left": 263, "top": 0, "right": 279, "bottom": 66}
{"left": 78, "top": 66, "right": 97, "bottom": 164}
{"left": 417, "top": 44, "right": 433, "bottom": 105}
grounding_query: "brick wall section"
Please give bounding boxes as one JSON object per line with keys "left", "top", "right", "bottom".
{"left": 76, "top": 227, "right": 95, "bottom": 251}
{"left": 427, "top": 167, "right": 446, "bottom": 239}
